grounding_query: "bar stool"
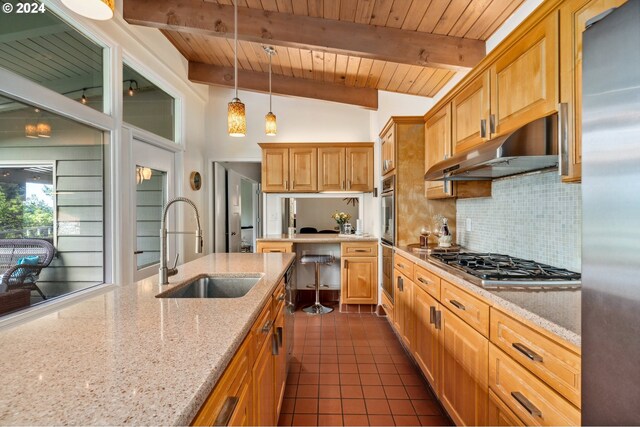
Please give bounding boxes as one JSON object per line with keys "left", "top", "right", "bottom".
{"left": 300, "top": 254, "right": 335, "bottom": 315}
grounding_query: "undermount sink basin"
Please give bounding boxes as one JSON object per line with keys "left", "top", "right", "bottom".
{"left": 156, "top": 274, "right": 263, "bottom": 299}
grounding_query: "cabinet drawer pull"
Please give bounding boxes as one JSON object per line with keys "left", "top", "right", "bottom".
{"left": 418, "top": 277, "right": 432, "bottom": 286}
{"left": 277, "top": 292, "right": 285, "bottom": 302}
{"left": 213, "top": 396, "right": 240, "bottom": 426}
{"left": 429, "top": 306, "right": 436, "bottom": 324}
{"left": 261, "top": 319, "right": 274, "bottom": 334}
{"left": 511, "top": 391, "right": 542, "bottom": 418}
{"left": 512, "top": 342, "right": 543, "bottom": 362}
{"left": 397, "top": 275, "right": 404, "bottom": 291}
{"left": 353, "top": 249, "right": 369, "bottom": 253}
{"left": 450, "top": 299, "right": 466, "bottom": 311}
{"left": 480, "top": 119, "right": 487, "bottom": 138}
{"left": 397, "top": 263, "right": 407, "bottom": 269}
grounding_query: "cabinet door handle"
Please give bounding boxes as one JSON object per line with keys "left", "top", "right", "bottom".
{"left": 272, "top": 332, "right": 279, "bottom": 355}
{"left": 418, "top": 277, "right": 432, "bottom": 286}
{"left": 512, "top": 342, "right": 543, "bottom": 362}
{"left": 347, "top": 180, "right": 351, "bottom": 190}
{"left": 213, "top": 396, "right": 240, "bottom": 426}
{"left": 344, "top": 259, "right": 348, "bottom": 268}
{"left": 261, "top": 319, "right": 274, "bottom": 334}
{"left": 277, "top": 292, "right": 285, "bottom": 302}
{"left": 435, "top": 310, "right": 442, "bottom": 330}
{"left": 342, "top": 180, "right": 345, "bottom": 190}
{"left": 480, "top": 119, "right": 487, "bottom": 138}
{"left": 558, "top": 102, "right": 569, "bottom": 177}
{"left": 429, "top": 306, "right": 436, "bottom": 324}
{"left": 277, "top": 326, "right": 283, "bottom": 347}
{"left": 397, "top": 275, "right": 403, "bottom": 291}
{"left": 511, "top": 391, "right": 542, "bottom": 418}
{"left": 284, "top": 180, "right": 288, "bottom": 190}
{"left": 450, "top": 299, "right": 466, "bottom": 311}
{"left": 490, "top": 114, "right": 496, "bottom": 134}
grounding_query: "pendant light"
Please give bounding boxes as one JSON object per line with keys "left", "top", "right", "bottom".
{"left": 227, "top": 0, "right": 246, "bottom": 137}
{"left": 263, "top": 46, "right": 277, "bottom": 136}
{"left": 61, "top": 0, "right": 114, "bottom": 20}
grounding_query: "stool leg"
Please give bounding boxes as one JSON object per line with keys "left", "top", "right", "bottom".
{"left": 315, "top": 262, "right": 321, "bottom": 305}
{"left": 303, "top": 262, "right": 333, "bottom": 315}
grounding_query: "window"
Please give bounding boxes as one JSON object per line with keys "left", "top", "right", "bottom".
{"left": 0, "top": 94, "right": 106, "bottom": 315}
{"left": 0, "top": 0, "right": 105, "bottom": 112}
{"left": 123, "top": 63, "right": 176, "bottom": 141}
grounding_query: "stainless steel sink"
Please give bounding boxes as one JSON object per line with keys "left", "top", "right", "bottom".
{"left": 156, "top": 274, "right": 263, "bottom": 298}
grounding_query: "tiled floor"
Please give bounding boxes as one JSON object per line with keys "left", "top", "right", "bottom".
{"left": 278, "top": 306, "right": 453, "bottom": 427}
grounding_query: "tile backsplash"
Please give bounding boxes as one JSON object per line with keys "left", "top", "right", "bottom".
{"left": 456, "top": 171, "right": 581, "bottom": 272}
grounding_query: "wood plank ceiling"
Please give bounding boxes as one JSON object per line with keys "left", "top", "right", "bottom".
{"left": 125, "top": 0, "right": 525, "bottom": 108}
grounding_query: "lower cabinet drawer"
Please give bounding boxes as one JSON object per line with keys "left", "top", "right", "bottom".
{"left": 441, "top": 280, "right": 489, "bottom": 337}
{"left": 256, "top": 242, "right": 293, "bottom": 253}
{"left": 380, "top": 291, "right": 394, "bottom": 323}
{"left": 488, "top": 389, "right": 525, "bottom": 427}
{"left": 413, "top": 264, "right": 441, "bottom": 300}
{"left": 341, "top": 241, "right": 377, "bottom": 257}
{"left": 252, "top": 302, "right": 273, "bottom": 353}
{"left": 489, "top": 344, "right": 580, "bottom": 426}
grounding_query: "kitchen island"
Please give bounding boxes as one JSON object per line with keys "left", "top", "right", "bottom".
{"left": 0, "top": 253, "right": 295, "bottom": 425}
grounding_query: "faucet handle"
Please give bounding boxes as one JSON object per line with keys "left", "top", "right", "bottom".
{"left": 171, "top": 253, "right": 179, "bottom": 270}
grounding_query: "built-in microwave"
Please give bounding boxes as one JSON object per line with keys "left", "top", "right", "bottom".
{"left": 381, "top": 176, "right": 395, "bottom": 245}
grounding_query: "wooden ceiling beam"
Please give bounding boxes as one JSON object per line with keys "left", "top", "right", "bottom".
{"left": 123, "top": 0, "right": 485, "bottom": 71}
{"left": 188, "top": 62, "right": 378, "bottom": 109}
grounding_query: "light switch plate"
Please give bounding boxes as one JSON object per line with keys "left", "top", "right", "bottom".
{"left": 466, "top": 218, "right": 472, "bottom": 232}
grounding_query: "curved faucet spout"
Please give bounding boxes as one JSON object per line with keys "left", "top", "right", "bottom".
{"left": 159, "top": 197, "right": 204, "bottom": 285}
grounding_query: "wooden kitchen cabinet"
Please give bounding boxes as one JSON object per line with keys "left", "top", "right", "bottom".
{"left": 559, "top": 0, "right": 627, "bottom": 182}
{"left": 440, "top": 305, "right": 488, "bottom": 427}
{"left": 413, "top": 285, "right": 441, "bottom": 394}
{"left": 380, "top": 122, "right": 396, "bottom": 176}
{"left": 341, "top": 257, "right": 377, "bottom": 304}
{"left": 393, "top": 269, "right": 414, "bottom": 349}
{"left": 490, "top": 12, "right": 559, "bottom": 137}
{"left": 345, "top": 146, "right": 374, "bottom": 192}
{"left": 252, "top": 327, "right": 276, "bottom": 426}
{"left": 261, "top": 147, "right": 289, "bottom": 192}
{"left": 289, "top": 147, "right": 317, "bottom": 192}
{"left": 488, "top": 389, "right": 525, "bottom": 426}
{"left": 256, "top": 242, "right": 293, "bottom": 253}
{"left": 425, "top": 104, "right": 455, "bottom": 199}
{"left": 318, "top": 147, "right": 346, "bottom": 191}
{"left": 273, "top": 304, "right": 287, "bottom": 417}
{"left": 452, "top": 70, "right": 491, "bottom": 153}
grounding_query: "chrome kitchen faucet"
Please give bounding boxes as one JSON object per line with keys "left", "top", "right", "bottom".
{"left": 159, "top": 197, "right": 203, "bottom": 285}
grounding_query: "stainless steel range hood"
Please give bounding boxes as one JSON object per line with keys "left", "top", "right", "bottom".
{"left": 424, "top": 114, "right": 559, "bottom": 181}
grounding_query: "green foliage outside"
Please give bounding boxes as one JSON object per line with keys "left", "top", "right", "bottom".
{"left": 0, "top": 183, "right": 53, "bottom": 236}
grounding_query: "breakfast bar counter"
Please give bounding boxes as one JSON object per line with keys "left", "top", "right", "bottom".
{"left": 257, "top": 233, "right": 379, "bottom": 243}
{"left": 0, "top": 253, "right": 295, "bottom": 425}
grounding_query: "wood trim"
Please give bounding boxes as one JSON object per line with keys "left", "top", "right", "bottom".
{"left": 189, "top": 62, "right": 378, "bottom": 109}
{"left": 124, "top": 0, "right": 486, "bottom": 71}
{"left": 258, "top": 142, "right": 374, "bottom": 149}
{"left": 379, "top": 116, "right": 425, "bottom": 137}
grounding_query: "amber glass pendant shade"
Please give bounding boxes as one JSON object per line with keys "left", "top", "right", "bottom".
{"left": 24, "top": 124, "right": 38, "bottom": 139}
{"left": 228, "top": 98, "right": 246, "bottom": 137}
{"left": 265, "top": 112, "right": 277, "bottom": 136}
{"left": 61, "top": 0, "right": 114, "bottom": 20}
{"left": 37, "top": 122, "right": 52, "bottom": 138}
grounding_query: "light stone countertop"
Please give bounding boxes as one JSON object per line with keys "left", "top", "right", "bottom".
{"left": 0, "top": 253, "right": 295, "bottom": 426}
{"left": 258, "top": 233, "right": 379, "bottom": 243}
{"left": 395, "top": 247, "right": 581, "bottom": 349}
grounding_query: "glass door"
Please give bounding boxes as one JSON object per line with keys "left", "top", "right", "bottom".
{"left": 132, "top": 139, "right": 175, "bottom": 281}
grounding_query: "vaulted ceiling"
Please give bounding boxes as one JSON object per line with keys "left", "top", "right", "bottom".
{"left": 124, "top": 0, "right": 525, "bottom": 109}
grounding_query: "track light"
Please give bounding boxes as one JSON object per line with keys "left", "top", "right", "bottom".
{"left": 81, "top": 90, "right": 88, "bottom": 105}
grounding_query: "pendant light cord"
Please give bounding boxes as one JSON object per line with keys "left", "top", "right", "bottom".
{"left": 269, "top": 52, "right": 272, "bottom": 111}
{"left": 234, "top": 0, "right": 238, "bottom": 99}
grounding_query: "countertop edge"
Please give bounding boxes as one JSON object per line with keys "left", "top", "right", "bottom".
{"left": 394, "top": 247, "right": 581, "bottom": 350}
{"left": 257, "top": 234, "right": 379, "bottom": 243}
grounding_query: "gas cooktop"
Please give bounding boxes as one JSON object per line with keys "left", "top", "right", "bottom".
{"left": 429, "top": 252, "right": 581, "bottom": 289}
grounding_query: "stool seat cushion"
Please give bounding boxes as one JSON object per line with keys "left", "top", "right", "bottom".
{"left": 300, "top": 254, "right": 334, "bottom": 264}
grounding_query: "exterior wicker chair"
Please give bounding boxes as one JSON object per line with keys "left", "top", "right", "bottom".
{"left": 0, "top": 239, "right": 55, "bottom": 300}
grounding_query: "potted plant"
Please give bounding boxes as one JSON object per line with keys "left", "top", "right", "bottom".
{"left": 331, "top": 211, "right": 352, "bottom": 235}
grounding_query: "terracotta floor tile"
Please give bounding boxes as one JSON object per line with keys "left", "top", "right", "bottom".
{"left": 362, "top": 385, "right": 386, "bottom": 399}
{"left": 342, "top": 399, "right": 367, "bottom": 415}
{"left": 320, "top": 385, "right": 342, "bottom": 399}
{"left": 379, "top": 374, "right": 403, "bottom": 386}
{"left": 319, "top": 398, "right": 343, "bottom": 414}
{"left": 339, "top": 354, "right": 358, "bottom": 364}
{"left": 301, "top": 363, "right": 321, "bottom": 373}
{"left": 355, "top": 354, "right": 376, "bottom": 364}
{"left": 321, "top": 354, "right": 340, "bottom": 364}
{"left": 320, "top": 363, "right": 340, "bottom": 373}
{"left": 370, "top": 346, "right": 389, "bottom": 355}
{"left": 360, "top": 373, "right": 382, "bottom": 386}
{"left": 285, "top": 384, "right": 298, "bottom": 398}
{"left": 376, "top": 364, "right": 398, "bottom": 374}
{"left": 320, "top": 373, "right": 341, "bottom": 385}
{"left": 368, "top": 414, "right": 395, "bottom": 426}
{"left": 295, "top": 398, "right": 319, "bottom": 414}
{"left": 338, "top": 346, "right": 355, "bottom": 354}
{"left": 322, "top": 346, "right": 339, "bottom": 355}
{"left": 391, "top": 354, "right": 410, "bottom": 364}
{"left": 393, "top": 415, "right": 420, "bottom": 426}
{"left": 305, "top": 339, "right": 321, "bottom": 346}
{"left": 282, "top": 398, "right": 296, "bottom": 414}
{"left": 384, "top": 385, "right": 409, "bottom": 400}
{"left": 341, "top": 385, "right": 364, "bottom": 399}
{"left": 290, "top": 362, "right": 302, "bottom": 373}
{"left": 340, "top": 373, "right": 361, "bottom": 385}
{"left": 292, "top": 413, "right": 318, "bottom": 426}
{"left": 340, "top": 363, "right": 359, "bottom": 373}
{"left": 297, "top": 384, "right": 319, "bottom": 398}
{"left": 364, "top": 398, "right": 391, "bottom": 415}
{"left": 354, "top": 346, "right": 372, "bottom": 355}
{"left": 411, "top": 400, "right": 442, "bottom": 416}
{"left": 395, "top": 363, "right": 415, "bottom": 375}
{"left": 343, "top": 414, "right": 370, "bottom": 426}
{"left": 318, "top": 414, "right": 344, "bottom": 426}
{"left": 388, "top": 400, "right": 416, "bottom": 416}
{"left": 287, "top": 373, "right": 300, "bottom": 385}
{"left": 404, "top": 386, "right": 434, "bottom": 400}
{"left": 302, "top": 354, "right": 321, "bottom": 364}
{"left": 374, "top": 354, "right": 394, "bottom": 364}
{"left": 400, "top": 374, "right": 423, "bottom": 386}
{"left": 299, "top": 373, "right": 320, "bottom": 384}
{"left": 418, "top": 415, "right": 452, "bottom": 426}
{"left": 278, "top": 412, "right": 293, "bottom": 426}
{"left": 358, "top": 364, "right": 378, "bottom": 374}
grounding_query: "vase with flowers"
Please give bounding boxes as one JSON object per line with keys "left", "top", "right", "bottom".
{"left": 331, "top": 211, "right": 352, "bottom": 235}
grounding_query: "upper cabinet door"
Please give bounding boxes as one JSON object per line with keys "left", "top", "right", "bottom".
{"left": 346, "top": 146, "right": 373, "bottom": 192}
{"left": 425, "top": 104, "right": 455, "bottom": 199}
{"left": 452, "top": 70, "right": 491, "bottom": 154}
{"left": 490, "top": 13, "right": 559, "bottom": 137}
{"left": 559, "top": 0, "right": 627, "bottom": 182}
{"left": 318, "top": 147, "right": 346, "bottom": 191}
{"left": 289, "top": 147, "right": 318, "bottom": 192}
{"left": 261, "top": 148, "right": 289, "bottom": 193}
{"left": 381, "top": 124, "right": 396, "bottom": 176}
